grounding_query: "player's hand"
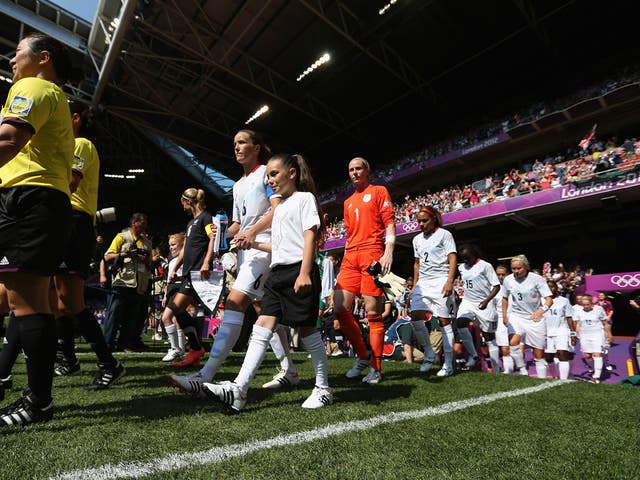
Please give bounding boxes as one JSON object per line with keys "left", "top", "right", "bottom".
{"left": 294, "top": 273, "right": 312, "bottom": 294}
{"left": 531, "top": 309, "right": 544, "bottom": 321}
{"left": 478, "top": 300, "right": 489, "bottom": 310}
{"left": 441, "top": 280, "right": 453, "bottom": 297}
{"left": 570, "top": 336, "right": 577, "bottom": 346}
{"left": 168, "top": 270, "right": 176, "bottom": 283}
{"left": 378, "top": 250, "right": 393, "bottom": 275}
{"left": 200, "top": 264, "right": 211, "bottom": 280}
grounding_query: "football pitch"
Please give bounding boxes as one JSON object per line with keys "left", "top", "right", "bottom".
{"left": 2, "top": 347, "right": 639, "bottom": 480}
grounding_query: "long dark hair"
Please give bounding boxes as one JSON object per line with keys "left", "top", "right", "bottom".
{"left": 68, "top": 100, "right": 96, "bottom": 138}
{"left": 23, "top": 33, "right": 72, "bottom": 84}
{"left": 270, "top": 153, "right": 326, "bottom": 247}
{"left": 236, "top": 129, "right": 271, "bottom": 164}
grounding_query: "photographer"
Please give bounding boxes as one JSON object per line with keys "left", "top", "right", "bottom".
{"left": 103, "top": 213, "right": 152, "bottom": 352}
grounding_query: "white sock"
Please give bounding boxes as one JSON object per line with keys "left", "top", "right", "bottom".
{"left": 510, "top": 345, "right": 525, "bottom": 369}
{"left": 502, "top": 355, "right": 514, "bottom": 373}
{"left": 558, "top": 361, "right": 570, "bottom": 380}
{"left": 177, "top": 328, "right": 185, "bottom": 350}
{"left": 487, "top": 339, "right": 500, "bottom": 372}
{"left": 534, "top": 358, "right": 548, "bottom": 379}
{"left": 199, "top": 310, "right": 244, "bottom": 382}
{"left": 411, "top": 320, "right": 436, "bottom": 359}
{"left": 441, "top": 323, "right": 454, "bottom": 370}
{"left": 301, "top": 331, "right": 329, "bottom": 390}
{"left": 270, "top": 324, "right": 295, "bottom": 374}
{"left": 165, "top": 324, "right": 179, "bottom": 351}
{"left": 593, "top": 356, "right": 603, "bottom": 379}
{"left": 457, "top": 326, "right": 478, "bottom": 358}
{"left": 234, "top": 325, "right": 272, "bottom": 395}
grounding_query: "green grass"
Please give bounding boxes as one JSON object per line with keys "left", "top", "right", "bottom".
{"left": 1, "top": 341, "right": 639, "bottom": 480}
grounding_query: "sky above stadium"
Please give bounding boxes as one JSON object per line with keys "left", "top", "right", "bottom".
{"left": 50, "top": 0, "right": 98, "bottom": 22}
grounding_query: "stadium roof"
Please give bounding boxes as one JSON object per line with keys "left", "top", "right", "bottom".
{"left": 2, "top": 0, "right": 640, "bottom": 228}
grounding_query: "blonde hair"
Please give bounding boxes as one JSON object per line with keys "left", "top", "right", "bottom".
{"left": 350, "top": 157, "right": 370, "bottom": 171}
{"left": 510, "top": 254, "right": 530, "bottom": 270}
{"left": 181, "top": 188, "right": 206, "bottom": 208}
{"left": 168, "top": 232, "right": 185, "bottom": 246}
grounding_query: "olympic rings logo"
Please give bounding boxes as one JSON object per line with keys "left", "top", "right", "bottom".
{"left": 400, "top": 221, "right": 419, "bottom": 233}
{"left": 609, "top": 274, "right": 640, "bottom": 288}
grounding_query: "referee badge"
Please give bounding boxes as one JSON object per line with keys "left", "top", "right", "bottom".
{"left": 8, "top": 96, "right": 34, "bottom": 115}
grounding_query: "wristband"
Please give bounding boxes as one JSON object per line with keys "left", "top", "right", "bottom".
{"left": 570, "top": 331, "right": 577, "bottom": 337}
{"left": 385, "top": 234, "right": 396, "bottom": 244}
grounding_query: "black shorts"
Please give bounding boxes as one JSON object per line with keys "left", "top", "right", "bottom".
{"left": 178, "top": 277, "right": 195, "bottom": 297}
{"left": 0, "top": 186, "right": 72, "bottom": 275}
{"left": 166, "top": 282, "right": 181, "bottom": 305}
{"left": 261, "top": 262, "right": 320, "bottom": 327}
{"left": 57, "top": 210, "right": 95, "bottom": 278}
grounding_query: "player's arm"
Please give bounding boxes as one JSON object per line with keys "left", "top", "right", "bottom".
{"left": 502, "top": 295, "right": 509, "bottom": 326}
{"left": 532, "top": 295, "right": 553, "bottom": 321}
{"left": 479, "top": 284, "right": 501, "bottom": 310}
{"left": 0, "top": 122, "right": 32, "bottom": 167}
{"left": 412, "top": 257, "right": 420, "bottom": 293}
{"left": 200, "top": 222, "right": 217, "bottom": 279}
{"left": 294, "top": 227, "right": 317, "bottom": 294}
{"left": 168, "top": 244, "right": 185, "bottom": 283}
{"left": 70, "top": 171, "right": 82, "bottom": 193}
{"left": 378, "top": 222, "right": 396, "bottom": 275}
{"left": 442, "top": 252, "right": 457, "bottom": 297}
{"left": 236, "top": 197, "right": 282, "bottom": 249}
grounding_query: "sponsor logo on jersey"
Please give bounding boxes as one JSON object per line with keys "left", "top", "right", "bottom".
{"left": 363, "top": 194, "right": 371, "bottom": 203}
{"left": 8, "top": 96, "right": 34, "bottom": 116}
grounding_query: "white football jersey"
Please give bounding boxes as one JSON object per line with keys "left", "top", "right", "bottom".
{"left": 502, "top": 272, "right": 552, "bottom": 317}
{"left": 413, "top": 227, "right": 456, "bottom": 281}
{"left": 544, "top": 296, "right": 573, "bottom": 335}
{"left": 232, "top": 164, "right": 278, "bottom": 242}
{"left": 458, "top": 259, "right": 500, "bottom": 303}
{"left": 574, "top": 305, "right": 607, "bottom": 335}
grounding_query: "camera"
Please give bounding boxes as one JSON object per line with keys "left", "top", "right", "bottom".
{"left": 96, "top": 207, "right": 116, "bottom": 223}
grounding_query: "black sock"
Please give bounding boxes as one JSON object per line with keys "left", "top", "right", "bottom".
{"left": 17, "top": 314, "right": 56, "bottom": 404}
{"left": 56, "top": 315, "right": 77, "bottom": 364}
{"left": 0, "top": 314, "right": 21, "bottom": 379}
{"left": 76, "top": 308, "right": 116, "bottom": 366}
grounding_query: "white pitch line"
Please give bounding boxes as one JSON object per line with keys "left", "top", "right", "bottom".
{"left": 50, "top": 381, "right": 566, "bottom": 480}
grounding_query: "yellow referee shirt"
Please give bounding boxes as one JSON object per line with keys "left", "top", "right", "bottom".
{"left": 71, "top": 137, "right": 99, "bottom": 219}
{"left": 0, "top": 77, "right": 73, "bottom": 197}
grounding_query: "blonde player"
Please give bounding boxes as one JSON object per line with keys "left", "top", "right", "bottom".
{"left": 502, "top": 255, "right": 553, "bottom": 379}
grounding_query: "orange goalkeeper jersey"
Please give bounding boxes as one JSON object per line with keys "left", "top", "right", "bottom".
{"left": 343, "top": 184, "right": 395, "bottom": 250}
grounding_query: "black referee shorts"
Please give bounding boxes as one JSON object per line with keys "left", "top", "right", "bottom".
{"left": 261, "top": 262, "right": 320, "bottom": 327}
{"left": 57, "top": 209, "right": 95, "bottom": 278}
{"left": 0, "top": 186, "right": 72, "bottom": 275}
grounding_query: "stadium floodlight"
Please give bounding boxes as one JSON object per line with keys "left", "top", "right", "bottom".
{"left": 104, "top": 173, "right": 125, "bottom": 179}
{"left": 245, "top": 105, "right": 270, "bottom": 125}
{"left": 0, "top": 75, "right": 12, "bottom": 84}
{"left": 128, "top": 168, "right": 145, "bottom": 173}
{"left": 125, "top": 175, "right": 136, "bottom": 179}
{"left": 379, "top": 0, "right": 399, "bottom": 15}
{"left": 296, "top": 53, "right": 331, "bottom": 82}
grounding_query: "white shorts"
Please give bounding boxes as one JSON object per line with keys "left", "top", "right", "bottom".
{"left": 495, "top": 319, "right": 515, "bottom": 347}
{"left": 545, "top": 333, "right": 571, "bottom": 354}
{"left": 411, "top": 278, "right": 456, "bottom": 319}
{"left": 508, "top": 313, "right": 546, "bottom": 350}
{"left": 457, "top": 299, "right": 498, "bottom": 333}
{"left": 580, "top": 332, "right": 604, "bottom": 354}
{"left": 233, "top": 248, "right": 271, "bottom": 302}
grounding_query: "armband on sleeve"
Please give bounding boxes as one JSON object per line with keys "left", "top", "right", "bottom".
{"left": 385, "top": 234, "right": 396, "bottom": 245}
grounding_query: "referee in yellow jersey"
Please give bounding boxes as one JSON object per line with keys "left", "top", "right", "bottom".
{"left": 0, "top": 33, "right": 74, "bottom": 426}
